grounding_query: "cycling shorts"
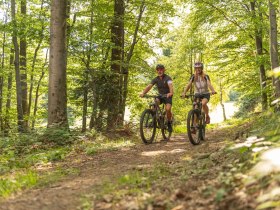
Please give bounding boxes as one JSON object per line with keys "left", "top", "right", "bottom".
{"left": 157, "top": 96, "right": 172, "bottom": 105}
{"left": 194, "top": 93, "right": 210, "bottom": 101}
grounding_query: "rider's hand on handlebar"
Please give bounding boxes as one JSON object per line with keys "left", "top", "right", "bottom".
{"left": 211, "top": 91, "right": 217, "bottom": 95}
{"left": 181, "top": 94, "right": 186, "bottom": 99}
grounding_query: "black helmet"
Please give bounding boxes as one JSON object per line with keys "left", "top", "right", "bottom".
{"left": 194, "top": 61, "right": 203, "bottom": 69}
{"left": 156, "top": 64, "right": 165, "bottom": 70}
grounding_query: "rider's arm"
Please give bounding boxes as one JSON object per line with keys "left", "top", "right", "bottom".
{"left": 167, "top": 81, "right": 173, "bottom": 98}
{"left": 182, "top": 75, "right": 194, "bottom": 96}
{"left": 182, "top": 81, "right": 192, "bottom": 96}
{"left": 207, "top": 80, "right": 216, "bottom": 94}
{"left": 140, "top": 84, "right": 153, "bottom": 97}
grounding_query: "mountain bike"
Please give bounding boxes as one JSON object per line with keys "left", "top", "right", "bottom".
{"left": 184, "top": 93, "right": 207, "bottom": 145}
{"left": 140, "top": 94, "right": 172, "bottom": 144}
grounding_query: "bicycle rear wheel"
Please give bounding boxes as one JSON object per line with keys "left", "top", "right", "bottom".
{"left": 161, "top": 112, "right": 171, "bottom": 140}
{"left": 140, "top": 109, "right": 156, "bottom": 144}
{"left": 187, "top": 110, "right": 201, "bottom": 145}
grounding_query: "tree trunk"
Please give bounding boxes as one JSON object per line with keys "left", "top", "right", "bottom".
{"left": 20, "top": 0, "right": 28, "bottom": 129}
{"left": 28, "top": 0, "right": 45, "bottom": 117}
{"left": 250, "top": 1, "right": 268, "bottom": 111}
{"left": 11, "top": 0, "right": 25, "bottom": 132}
{"left": 48, "top": 0, "right": 68, "bottom": 128}
{"left": 89, "top": 83, "right": 97, "bottom": 130}
{"left": 120, "top": 1, "right": 145, "bottom": 124}
{"left": 219, "top": 79, "right": 226, "bottom": 121}
{"left": 268, "top": 0, "right": 280, "bottom": 100}
{"left": 0, "top": 20, "right": 6, "bottom": 132}
{"left": 189, "top": 49, "right": 194, "bottom": 94}
{"left": 32, "top": 49, "right": 48, "bottom": 129}
{"left": 4, "top": 50, "right": 14, "bottom": 136}
{"left": 81, "top": 1, "right": 94, "bottom": 132}
{"left": 82, "top": 69, "right": 89, "bottom": 132}
{"left": 107, "top": 0, "right": 124, "bottom": 130}
{"left": 89, "top": 47, "right": 110, "bottom": 130}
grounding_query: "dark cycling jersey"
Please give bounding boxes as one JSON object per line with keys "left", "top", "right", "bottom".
{"left": 150, "top": 74, "right": 172, "bottom": 94}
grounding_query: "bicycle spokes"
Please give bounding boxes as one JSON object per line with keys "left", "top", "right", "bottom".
{"left": 161, "top": 114, "right": 171, "bottom": 140}
{"left": 187, "top": 110, "right": 201, "bottom": 145}
{"left": 140, "top": 109, "right": 156, "bottom": 144}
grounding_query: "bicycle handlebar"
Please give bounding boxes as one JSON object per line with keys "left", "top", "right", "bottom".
{"left": 143, "top": 94, "right": 168, "bottom": 98}
{"left": 181, "top": 92, "right": 217, "bottom": 99}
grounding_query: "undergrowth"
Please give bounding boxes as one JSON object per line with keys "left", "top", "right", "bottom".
{"left": 0, "top": 127, "right": 138, "bottom": 199}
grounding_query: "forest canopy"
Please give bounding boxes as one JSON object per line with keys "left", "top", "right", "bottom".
{"left": 0, "top": 0, "right": 280, "bottom": 135}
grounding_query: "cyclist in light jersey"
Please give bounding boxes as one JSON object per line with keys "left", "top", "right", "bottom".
{"left": 181, "top": 61, "right": 216, "bottom": 124}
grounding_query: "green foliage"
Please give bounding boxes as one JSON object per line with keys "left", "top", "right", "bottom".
{"left": 228, "top": 90, "right": 240, "bottom": 102}
{"left": 38, "top": 128, "right": 74, "bottom": 146}
{"left": 93, "top": 163, "right": 172, "bottom": 201}
{"left": 249, "top": 112, "right": 280, "bottom": 142}
{"left": 37, "top": 167, "right": 80, "bottom": 187}
{"left": 173, "top": 125, "right": 186, "bottom": 134}
{"left": 234, "top": 94, "right": 260, "bottom": 118}
{"left": 79, "top": 137, "right": 135, "bottom": 155}
{"left": 215, "top": 188, "right": 226, "bottom": 202}
{"left": 257, "top": 201, "right": 280, "bottom": 210}
{"left": 0, "top": 171, "right": 38, "bottom": 197}
{"left": 47, "top": 149, "right": 67, "bottom": 161}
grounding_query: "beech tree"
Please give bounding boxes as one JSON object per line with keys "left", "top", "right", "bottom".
{"left": 107, "top": 0, "right": 125, "bottom": 130}
{"left": 11, "top": 0, "right": 25, "bottom": 132}
{"left": 48, "top": 0, "right": 68, "bottom": 128}
{"left": 20, "top": 0, "right": 28, "bottom": 128}
{"left": 268, "top": 0, "right": 280, "bottom": 100}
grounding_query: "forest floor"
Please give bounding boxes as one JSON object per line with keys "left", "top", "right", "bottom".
{"left": 0, "top": 122, "right": 279, "bottom": 210}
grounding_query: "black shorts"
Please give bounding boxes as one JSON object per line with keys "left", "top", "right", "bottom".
{"left": 157, "top": 96, "right": 172, "bottom": 105}
{"left": 194, "top": 93, "right": 210, "bottom": 101}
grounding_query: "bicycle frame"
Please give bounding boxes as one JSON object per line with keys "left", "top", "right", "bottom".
{"left": 148, "top": 96, "right": 166, "bottom": 129}
{"left": 140, "top": 94, "right": 171, "bottom": 144}
{"left": 184, "top": 93, "right": 207, "bottom": 145}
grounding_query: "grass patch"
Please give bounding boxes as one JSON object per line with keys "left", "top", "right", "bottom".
{"left": 91, "top": 163, "right": 173, "bottom": 202}
{"left": 0, "top": 171, "right": 38, "bottom": 197}
{"left": 0, "top": 128, "right": 138, "bottom": 200}
{"left": 76, "top": 138, "right": 135, "bottom": 156}
{"left": 37, "top": 167, "right": 80, "bottom": 187}
{"left": 173, "top": 124, "right": 186, "bottom": 134}
{"left": 0, "top": 167, "right": 80, "bottom": 198}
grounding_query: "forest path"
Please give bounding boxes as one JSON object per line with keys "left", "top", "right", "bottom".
{"left": 0, "top": 127, "right": 235, "bottom": 210}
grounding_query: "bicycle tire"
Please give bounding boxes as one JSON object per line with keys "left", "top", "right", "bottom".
{"left": 187, "top": 110, "right": 201, "bottom": 145}
{"left": 140, "top": 109, "right": 156, "bottom": 144}
{"left": 199, "top": 113, "right": 206, "bottom": 140}
{"left": 161, "top": 111, "right": 171, "bottom": 140}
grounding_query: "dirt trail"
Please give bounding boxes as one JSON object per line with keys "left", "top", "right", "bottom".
{"left": 0, "top": 128, "right": 231, "bottom": 210}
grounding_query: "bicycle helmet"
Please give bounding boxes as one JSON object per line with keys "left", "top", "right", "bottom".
{"left": 156, "top": 64, "right": 165, "bottom": 70}
{"left": 194, "top": 61, "right": 203, "bottom": 69}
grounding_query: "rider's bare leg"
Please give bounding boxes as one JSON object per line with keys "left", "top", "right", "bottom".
{"left": 202, "top": 98, "right": 210, "bottom": 123}
{"left": 165, "top": 104, "right": 172, "bottom": 121}
{"left": 201, "top": 98, "right": 209, "bottom": 115}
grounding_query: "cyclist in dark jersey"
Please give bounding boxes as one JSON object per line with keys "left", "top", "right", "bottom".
{"left": 140, "top": 64, "right": 174, "bottom": 132}
{"left": 181, "top": 61, "right": 216, "bottom": 124}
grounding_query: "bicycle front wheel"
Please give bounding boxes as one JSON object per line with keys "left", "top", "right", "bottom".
{"left": 161, "top": 112, "right": 171, "bottom": 140}
{"left": 199, "top": 113, "right": 206, "bottom": 141}
{"left": 140, "top": 109, "right": 156, "bottom": 144}
{"left": 187, "top": 110, "right": 201, "bottom": 145}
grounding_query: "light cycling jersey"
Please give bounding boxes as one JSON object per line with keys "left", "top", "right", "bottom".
{"left": 189, "top": 74, "right": 210, "bottom": 94}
